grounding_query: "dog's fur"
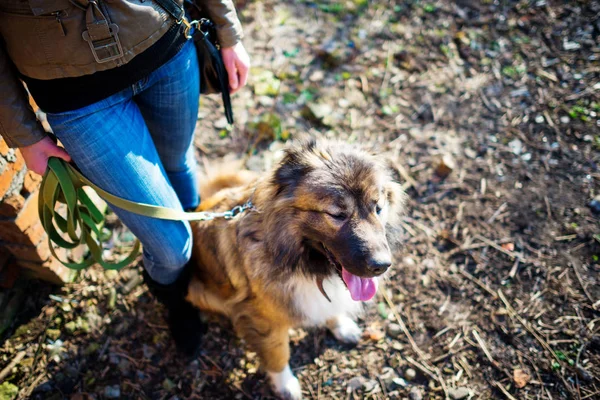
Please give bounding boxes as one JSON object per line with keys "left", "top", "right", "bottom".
{"left": 187, "top": 140, "right": 406, "bottom": 399}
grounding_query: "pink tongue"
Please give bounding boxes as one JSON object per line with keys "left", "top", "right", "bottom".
{"left": 342, "top": 268, "right": 378, "bottom": 301}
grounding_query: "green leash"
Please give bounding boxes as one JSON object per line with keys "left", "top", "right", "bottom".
{"left": 39, "top": 157, "right": 254, "bottom": 270}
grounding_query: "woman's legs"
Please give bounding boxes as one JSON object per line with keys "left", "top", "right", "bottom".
{"left": 45, "top": 40, "right": 201, "bottom": 285}
{"left": 45, "top": 39, "right": 205, "bottom": 354}
{"left": 135, "top": 39, "right": 201, "bottom": 211}
{"left": 46, "top": 90, "right": 193, "bottom": 285}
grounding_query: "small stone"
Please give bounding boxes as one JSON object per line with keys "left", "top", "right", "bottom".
{"left": 363, "top": 379, "right": 378, "bottom": 392}
{"left": 408, "top": 387, "right": 423, "bottom": 400}
{"left": 46, "top": 328, "right": 61, "bottom": 341}
{"left": 347, "top": 376, "right": 366, "bottom": 391}
{"left": 104, "top": 385, "right": 121, "bottom": 399}
{"left": 448, "top": 387, "right": 471, "bottom": 400}
{"left": 508, "top": 139, "right": 523, "bottom": 155}
{"left": 380, "top": 367, "right": 397, "bottom": 389}
{"left": 386, "top": 323, "right": 402, "bottom": 338}
{"left": 563, "top": 40, "right": 581, "bottom": 51}
{"left": 392, "top": 377, "right": 408, "bottom": 387}
{"left": 464, "top": 147, "right": 477, "bottom": 159}
{"left": 213, "top": 117, "right": 229, "bottom": 130}
{"left": 521, "top": 153, "right": 532, "bottom": 162}
{"left": 560, "top": 116, "right": 570, "bottom": 124}
{"left": 422, "top": 259, "right": 436, "bottom": 269}
{"left": 404, "top": 368, "right": 417, "bottom": 381}
{"left": 403, "top": 257, "right": 416, "bottom": 266}
{"left": 588, "top": 196, "right": 600, "bottom": 215}
{"left": 535, "top": 115, "right": 544, "bottom": 123}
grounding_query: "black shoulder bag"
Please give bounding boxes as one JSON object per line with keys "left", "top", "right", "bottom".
{"left": 153, "top": 0, "right": 234, "bottom": 124}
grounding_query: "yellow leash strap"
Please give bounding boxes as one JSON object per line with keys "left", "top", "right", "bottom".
{"left": 39, "top": 157, "right": 253, "bottom": 270}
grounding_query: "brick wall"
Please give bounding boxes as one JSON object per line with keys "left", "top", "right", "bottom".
{"left": 0, "top": 135, "right": 75, "bottom": 286}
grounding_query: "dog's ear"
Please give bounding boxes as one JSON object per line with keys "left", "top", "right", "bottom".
{"left": 273, "top": 142, "right": 314, "bottom": 196}
{"left": 263, "top": 206, "right": 304, "bottom": 270}
{"left": 384, "top": 180, "right": 407, "bottom": 223}
{"left": 381, "top": 159, "right": 408, "bottom": 249}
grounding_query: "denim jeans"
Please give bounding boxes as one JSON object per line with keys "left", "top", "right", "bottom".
{"left": 45, "top": 39, "right": 200, "bottom": 285}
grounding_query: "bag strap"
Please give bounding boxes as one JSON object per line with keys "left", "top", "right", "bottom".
{"left": 153, "top": 0, "right": 185, "bottom": 22}
{"left": 153, "top": 0, "right": 235, "bottom": 125}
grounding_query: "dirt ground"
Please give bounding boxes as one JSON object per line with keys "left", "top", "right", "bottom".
{"left": 1, "top": 0, "right": 599, "bottom": 399}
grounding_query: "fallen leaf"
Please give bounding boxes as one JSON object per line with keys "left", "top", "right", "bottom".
{"left": 364, "top": 328, "right": 385, "bottom": 341}
{"left": 501, "top": 243, "right": 515, "bottom": 251}
{"left": 513, "top": 368, "right": 531, "bottom": 388}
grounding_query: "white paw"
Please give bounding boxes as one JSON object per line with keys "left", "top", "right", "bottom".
{"left": 329, "top": 315, "right": 362, "bottom": 344}
{"left": 268, "top": 365, "right": 303, "bottom": 400}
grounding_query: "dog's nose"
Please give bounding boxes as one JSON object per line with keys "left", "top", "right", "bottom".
{"left": 367, "top": 255, "right": 391, "bottom": 275}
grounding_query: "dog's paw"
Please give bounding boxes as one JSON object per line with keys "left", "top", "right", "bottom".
{"left": 268, "top": 365, "right": 303, "bottom": 400}
{"left": 328, "top": 315, "right": 362, "bottom": 344}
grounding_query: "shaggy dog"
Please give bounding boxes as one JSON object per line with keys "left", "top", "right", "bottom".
{"left": 187, "top": 140, "right": 406, "bottom": 399}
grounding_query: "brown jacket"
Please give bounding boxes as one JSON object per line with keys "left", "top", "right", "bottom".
{"left": 0, "top": 0, "right": 243, "bottom": 148}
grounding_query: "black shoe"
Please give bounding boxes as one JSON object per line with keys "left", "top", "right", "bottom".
{"left": 142, "top": 263, "right": 206, "bottom": 357}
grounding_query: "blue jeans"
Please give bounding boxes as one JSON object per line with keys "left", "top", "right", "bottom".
{"left": 46, "top": 40, "right": 200, "bottom": 285}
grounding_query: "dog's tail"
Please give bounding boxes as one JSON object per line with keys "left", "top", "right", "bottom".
{"left": 199, "top": 159, "right": 259, "bottom": 199}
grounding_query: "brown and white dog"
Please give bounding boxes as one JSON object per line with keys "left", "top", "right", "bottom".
{"left": 187, "top": 140, "right": 406, "bottom": 399}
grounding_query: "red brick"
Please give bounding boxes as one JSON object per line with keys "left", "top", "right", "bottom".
{"left": 0, "top": 222, "right": 27, "bottom": 243}
{"left": 14, "top": 190, "right": 39, "bottom": 231}
{"left": 22, "top": 171, "right": 42, "bottom": 196}
{"left": 0, "top": 163, "right": 17, "bottom": 199}
{"left": 0, "top": 137, "right": 9, "bottom": 157}
{"left": 19, "top": 257, "right": 75, "bottom": 284}
{"left": 23, "top": 222, "right": 47, "bottom": 246}
{"left": 4, "top": 242, "right": 51, "bottom": 263}
{"left": 0, "top": 193, "right": 26, "bottom": 217}
{"left": 0, "top": 156, "right": 26, "bottom": 199}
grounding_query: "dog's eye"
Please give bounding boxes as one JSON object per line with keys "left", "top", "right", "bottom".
{"left": 328, "top": 212, "right": 347, "bottom": 221}
{"left": 375, "top": 204, "right": 382, "bottom": 214}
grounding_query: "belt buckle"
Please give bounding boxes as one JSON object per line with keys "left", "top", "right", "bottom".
{"left": 82, "top": 23, "right": 124, "bottom": 64}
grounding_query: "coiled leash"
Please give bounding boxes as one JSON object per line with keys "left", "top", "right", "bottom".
{"left": 39, "top": 157, "right": 254, "bottom": 270}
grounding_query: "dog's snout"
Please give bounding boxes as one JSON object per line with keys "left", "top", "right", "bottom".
{"left": 367, "top": 255, "right": 391, "bottom": 275}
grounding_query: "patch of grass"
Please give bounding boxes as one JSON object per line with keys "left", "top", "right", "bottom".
{"left": 282, "top": 92, "right": 299, "bottom": 104}
{"left": 382, "top": 104, "right": 400, "bottom": 115}
{"left": 502, "top": 64, "right": 526, "bottom": 79}
{"left": 300, "top": 88, "right": 318, "bottom": 102}
{"left": 440, "top": 44, "right": 452, "bottom": 58}
{"left": 569, "top": 105, "right": 589, "bottom": 121}
{"left": 423, "top": 4, "right": 436, "bottom": 13}
{"left": 318, "top": 2, "right": 344, "bottom": 14}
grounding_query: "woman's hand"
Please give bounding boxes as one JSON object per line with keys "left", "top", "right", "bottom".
{"left": 221, "top": 42, "right": 250, "bottom": 93}
{"left": 19, "top": 136, "right": 71, "bottom": 175}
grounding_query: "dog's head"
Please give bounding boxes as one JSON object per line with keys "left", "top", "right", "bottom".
{"left": 263, "top": 140, "right": 407, "bottom": 301}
